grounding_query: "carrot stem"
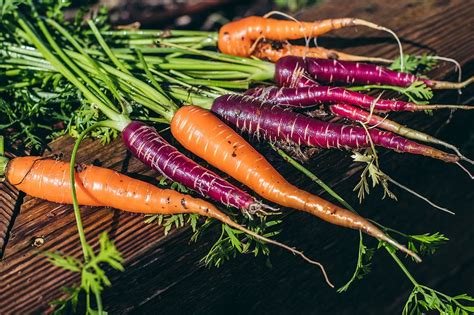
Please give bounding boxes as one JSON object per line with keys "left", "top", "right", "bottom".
{"left": 272, "top": 144, "right": 356, "bottom": 212}
{"left": 103, "top": 29, "right": 215, "bottom": 38}
{"left": 135, "top": 49, "right": 168, "bottom": 96}
{"left": 168, "top": 87, "right": 215, "bottom": 109}
{"left": 16, "top": 16, "right": 126, "bottom": 124}
{"left": 387, "top": 249, "right": 419, "bottom": 287}
{"left": 45, "top": 18, "right": 125, "bottom": 112}
{"left": 69, "top": 120, "right": 121, "bottom": 260}
{"left": 44, "top": 18, "right": 120, "bottom": 111}
{"left": 0, "top": 136, "right": 4, "bottom": 156}
{"left": 95, "top": 291, "right": 104, "bottom": 315}
{"left": 273, "top": 142, "right": 427, "bottom": 288}
{"left": 88, "top": 20, "right": 131, "bottom": 75}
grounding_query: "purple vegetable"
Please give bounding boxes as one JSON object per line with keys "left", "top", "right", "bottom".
{"left": 211, "top": 95, "right": 459, "bottom": 163}
{"left": 275, "top": 56, "right": 473, "bottom": 89}
{"left": 122, "top": 121, "right": 262, "bottom": 213}
{"left": 274, "top": 56, "right": 319, "bottom": 87}
{"left": 245, "top": 85, "right": 472, "bottom": 112}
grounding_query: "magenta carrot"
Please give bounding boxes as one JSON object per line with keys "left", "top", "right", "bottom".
{"left": 245, "top": 85, "right": 473, "bottom": 112}
{"left": 122, "top": 121, "right": 267, "bottom": 215}
{"left": 329, "top": 103, "right": 474, "bottom": 164}
{"left": 275, "top": 56, "right": 474, "bottom": 89}
{"left": 211, "top": 94, "right": 459, "bottom": 163}
{"left": 273, "top": 55, "right": 320, "bottom": 87}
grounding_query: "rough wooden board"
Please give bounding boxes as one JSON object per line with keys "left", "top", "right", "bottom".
{"left": 0, "top": 136, "right": 184, "bottom": 313}
{"left": 0, "top": 149, "right": 20, "bottom": 258}
{"left": 0, "top": 181, "right": 20, "bottom": 257}
{"left": 1, "top": 0, "right": 473, "bottom": 313}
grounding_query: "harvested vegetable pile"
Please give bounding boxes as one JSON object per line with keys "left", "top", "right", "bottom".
{"left": 0, "top": 1, "right": 473, "bottom": 314}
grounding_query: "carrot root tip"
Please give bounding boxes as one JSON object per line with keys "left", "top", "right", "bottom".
{"left": 431, "top": 76, "right": 474, "bottom": 90}
{"left": 456, "top": 162, "right": 474, "bottom": 180}
{"left": 247, "top": 201, "right": 280, "bottom": 217}
{"left": 460, "top": 156, "right": 474, "bottom": 166}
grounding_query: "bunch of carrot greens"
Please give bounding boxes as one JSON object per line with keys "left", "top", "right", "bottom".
{"left": 1, "top": 1, "right": 473, "bottom": 314}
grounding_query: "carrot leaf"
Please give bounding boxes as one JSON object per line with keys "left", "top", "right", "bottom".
{"left": 406, "top": 232, "right": 449, "bottom": 260}
{"left": 0, "top": 0, "right": 21, "bottom": 18}
{"left": 44, "top": 232, "right": 123, "bottom": 315}
{"left": 49, "top": 286, "right": 82, "bottom": 315}
{"left": 402, "top": 81, "right": 433, "bottom": 102}
{"left": 403, "top": 285, "right": 474, "bottom": 315}
{"left": 337, "top": 233, "right": 375, "bottom": 293}
{"left": 201, "top": 217, "right": 279, "bottom": 268}
{"left": 45, "top": 252, "right": 83, "bottom": 273}
{"left": 347, "top": 81, "right": 433, "bottom": 103}
{"left": 389, "top": 54, "right": 437, "bottom": 74}
{"left": 145, "top": 213, "right": 200, "bottom": 235}
{"left": 352, "top": 150, "right": 397, "bottom": 203}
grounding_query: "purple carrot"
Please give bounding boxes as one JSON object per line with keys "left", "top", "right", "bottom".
{"left": 211, "top": 95, "right": 459, "bottom": 163}
{"left": 275, "top": 56, "right": 474, "bottom": 89}
{"left": 329, "top": 103, "right": 474, "bottom": 165}
{"left": 122, "top": 121, "right": 265, "bottom": 214}
{"left": 245, "top": 85, "right": 473, "bottom": 112}
{"left": 274, "top": 56, "right": 320, "bottom": 88}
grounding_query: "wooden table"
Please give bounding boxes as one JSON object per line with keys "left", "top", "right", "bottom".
{"left": 1, "top": 0, "right": 473, "bottom": 313}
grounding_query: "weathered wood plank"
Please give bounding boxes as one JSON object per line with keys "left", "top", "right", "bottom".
{"left": 0, "top": 181, "right": 20, "bottom": 257}
{"left": 0, "top": 149, "right": 20, "bottom": 258}
{"left": 0, "top": 137, "right": 178, "bottom": 313}
{"left": 0, "top": 0, "right": 473, "bottom": 313}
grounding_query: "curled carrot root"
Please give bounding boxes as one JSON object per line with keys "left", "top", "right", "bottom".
{"left": 218, "top": 16, "right": 403, "bottom": 68}
{"left": 253, "top": 41, "right": 393, "bottom": 63}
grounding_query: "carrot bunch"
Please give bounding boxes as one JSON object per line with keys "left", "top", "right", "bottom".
{"left": 3, "top": 3, "right": 470, "bottom": 261}
{"left": 0, "top": 3, "right": 427, "bottom": 276}
{"left": 2, "top": 3, "right": 474, "bottom": 314}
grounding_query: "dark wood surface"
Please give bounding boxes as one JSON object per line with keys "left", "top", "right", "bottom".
{"left": 1, "top": 0, "right": 473, "bottom": 314}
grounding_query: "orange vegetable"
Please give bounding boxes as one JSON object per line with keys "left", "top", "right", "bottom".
{"left": 6, "top": 156, "right": 213, "bottom": 215}
{"left": 170, "top": 105, "right": 420, "bottom": 262}
{"left": 3, "top": 156, "right": 330, "bottom": 279}
{"left": 254, "top": 42, "right": 392, "bottom": 63}
{"left": 218, "top": 16, "right": 396, "bottom": 59}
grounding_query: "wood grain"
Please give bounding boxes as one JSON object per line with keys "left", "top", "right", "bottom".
{"left": 0, "top": 181, "right": 20, "bottom": 257}
{"left": 0, "top": 150, "right": 20, "bottom": 258}
{"left": 1, "top": 0, "right": 473, "bottom": 314}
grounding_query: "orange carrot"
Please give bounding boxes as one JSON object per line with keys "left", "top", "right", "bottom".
{"left": 218, "top": 16, "right": 400, "bottom": 58}
{"left": 170, "top": 106, "right": 421, "bottom": 262}
{"left": 254, "top": 42, "right": 392, "bottom": 63}
{"left": 5, "top": 156, "right": 207, "bottom": 215}
{"left": 2, "top": 156, "right": 330, "bottom": 279}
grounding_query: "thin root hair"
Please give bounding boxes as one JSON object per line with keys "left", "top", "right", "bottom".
{"left": 351, "top": 19, "right": 404, "bottom": 71}
{"left": 247, "top": 201, "right": 280, "bottom": 216}
{"left": 428, "top": 55, "right": 462, "bottom": 93}
{"left": 455, "top": 162, "right": 474, "bottom": 179}
{"left": 384, "top": 173, "right": 455, "bottom": 215}
{"left": 437, "top": 141, "right": 474, "bottom": 166}
{"left": 226, "top": 219, "right": 334, "bottom": 288}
